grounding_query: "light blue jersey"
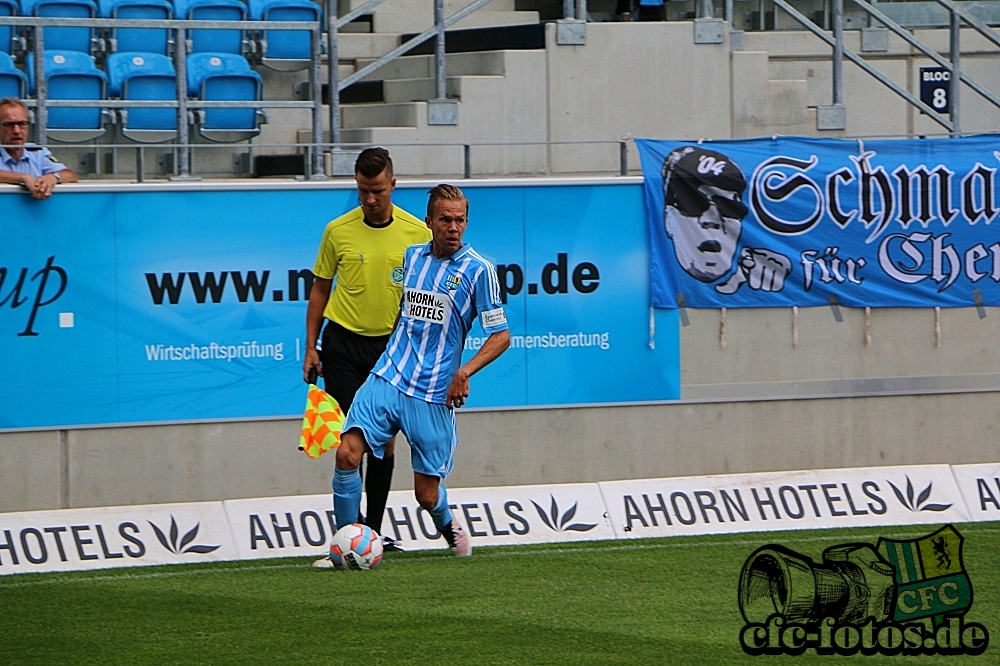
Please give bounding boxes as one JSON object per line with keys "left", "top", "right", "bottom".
{"left": 373, "top": 241, "right": 508, "bottom": 404}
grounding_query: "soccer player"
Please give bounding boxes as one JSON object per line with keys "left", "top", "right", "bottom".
{"left": 303, "top": 148, "right": 431, "bottom": 556}
{"left": 329, "top": 183, "right": 510, "bottom": 557}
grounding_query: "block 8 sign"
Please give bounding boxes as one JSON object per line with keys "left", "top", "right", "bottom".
{"left": 920, "top": 66, "right": 951, "bottom": 114}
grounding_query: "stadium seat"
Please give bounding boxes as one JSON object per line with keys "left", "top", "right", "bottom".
{"left": 0, "top": 0, "right": 16, "bottom": 56}
{"left": 0, "top": 51, "right": 27, "bottom": 97}
{"left": 186, "top": 52, "right": 263, "bottom": 142}
{"left": 21, "top": 0, "right": 99, "bottom": 54}
{"left": 173, "top": 0, "right": 247, "bottom": 55}
{"left": 247, "top": 0, "right": 321, "bottom": 72}
{"left": 100, "top": 0, "right": 173, "bottom": 55}
{"left": 106, "top": 51, "right": 177, "bottom": 142}
{"left": 26, "top": 50, "right": 107, "bottom": 141}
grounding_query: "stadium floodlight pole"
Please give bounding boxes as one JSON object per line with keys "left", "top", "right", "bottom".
{"left": 832, "top": 0, "right": 844, "bottom": 107}
{"left": 175, "top": 26, "right": 191, "bottom": 178}
{"left": 434, "top": 0, "right": 446, "bottom": 101}
{"left": 310, "top": 22, "right": 325, "bottom": 177}
{"left": 327, "top": 0, "right": 340, "bottom": 150}
{"left": 33, "top": 25, "right": 45, "bottom": 145}
{"left": 949, "top": 7, "right": 961, "bottom": 135}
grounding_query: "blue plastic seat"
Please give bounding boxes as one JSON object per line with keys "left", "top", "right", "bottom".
{"left": 0, "top": 51, "right": 27, "bottom": 97}
{"left": 247, "top": 0, "right": 320, "bottom": 71}
{"left": 106, "top": 51, "right": 177, "bottom": 142}
{"left": 0, "top": 0, "right": 16, "bottom": 56}
{"left": 27, "top": 50, "right": 107, "bottom": 141}
{"left": 186, "top": 52, "right": 263, "bottom": 142}
{"left": 100, "top": 0, "right": 173, "bottom": 55}
{"left": 21, "top": 0, "right": 98, "bottom": 54}
{"left": 174, "top": 0, "right": 247, "bottom": 54}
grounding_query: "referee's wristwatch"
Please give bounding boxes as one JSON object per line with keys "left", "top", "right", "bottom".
{"left": 53, "top": 171, "right": 62, "bottom": 184}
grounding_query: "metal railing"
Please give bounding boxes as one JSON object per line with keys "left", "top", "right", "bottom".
{"left": 0, "top": 137, "right": 638, "bottom": 180}
{"left": 1, "top": 15, "right": 324, "bottom": 179}
{"left": 754, "top": 0, "right": 1000, "bottom": 133}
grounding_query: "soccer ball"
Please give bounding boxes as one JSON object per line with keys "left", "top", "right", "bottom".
{"left": 330, "top": 523, "right": 383, "bottom": 570}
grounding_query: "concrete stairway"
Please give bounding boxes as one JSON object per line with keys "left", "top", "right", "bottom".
{"left": 349, "top": 0, "right": 538, "bottom": 35}
{"left": 297, "top": 48, "right": 548, "bottom": 176}
{"left": 293, "top": 0, "right": 546, "bottom": 175}
{"left": 731, "top": 34, "right": 818, "bottom": 138}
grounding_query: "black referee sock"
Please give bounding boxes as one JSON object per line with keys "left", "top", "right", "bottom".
{"left": 364, "top": 453, "right": 395, "bottom": 535}
{"left": 439, "top": 521, "right": 457, "bottom": 548}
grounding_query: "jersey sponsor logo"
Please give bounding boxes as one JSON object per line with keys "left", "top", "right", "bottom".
{"left": 403, "top": 288, "right": 450, "bottom": 323}
{"left": 391, "top": 267, "right": 404, "bottom": 284}
{"left": 481, "top": 307, "right": 507, "bottom": 329}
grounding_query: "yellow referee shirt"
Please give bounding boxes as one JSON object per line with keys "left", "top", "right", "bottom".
{"left": 313, "top": 206, "right": 432, "bottom": 336}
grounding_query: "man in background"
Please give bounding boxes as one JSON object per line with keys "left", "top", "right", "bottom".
{"left": 0, "top": 97, "right": 77, "bottom": 199}
{"left": 303, "top": 147, "right": 431, "bottom": 560}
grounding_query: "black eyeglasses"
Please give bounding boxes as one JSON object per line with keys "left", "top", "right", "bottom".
{"left": 666, "top": 180, "right": 749, "bottom": 221}
{"left": 1, "top": 121, "right": 29, "bottom": 129}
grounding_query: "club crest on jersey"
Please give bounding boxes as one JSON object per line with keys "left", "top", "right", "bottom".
{"left": 445, "top": 274, "right": 462, "bottom": 291}
{"left": 391, "top": 267, "right": 404, "bottom": 284}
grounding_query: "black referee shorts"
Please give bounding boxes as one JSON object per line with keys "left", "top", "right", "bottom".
{"left": 319, "top": 320, "right": 391, "bottom": 413}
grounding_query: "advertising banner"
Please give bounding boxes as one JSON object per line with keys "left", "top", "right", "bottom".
{"left": 224, "top": 483, "right": 615, "bottom": 560}
{"left": 599, "top": 464, "right": 970, "bottom": 539}
{"left": 0, "top": 462, "right": 992, "bottom": 575}
{"left": 637, "top": 135, "right": 1000, "bottom": 309}
{"left": 951, "top": 463, "right": 1000, "bottom": 522}
{"left": 1, "top": 180, "right": 679, "bottom": 430}
{"left": 0, "top": 501, "right": 237, "bottom": 575}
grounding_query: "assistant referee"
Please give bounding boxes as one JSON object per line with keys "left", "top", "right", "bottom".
{"left": 303, "top": 148, "right": 431, "bottom": 556}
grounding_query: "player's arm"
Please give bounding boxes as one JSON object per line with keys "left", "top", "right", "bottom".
{"left": 302, "top": 277, "right": 332, "bottom": 382}
{"left": 446, "top": 330, "right": 510, "bottom": 409}
{"left": 446, "top": 258, "right": 510, "bottom": 409}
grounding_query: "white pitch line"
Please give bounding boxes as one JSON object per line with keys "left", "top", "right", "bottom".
{"left": 3, "top": 525, "right": 998, "bottom": 589}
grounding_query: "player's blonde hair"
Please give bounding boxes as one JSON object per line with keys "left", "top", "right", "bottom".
{"left": 426, "top": 183, "right": 469, "bottom": 219}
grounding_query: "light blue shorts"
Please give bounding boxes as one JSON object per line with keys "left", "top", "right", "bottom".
{"left": 343, "top": 374, "right": 458, "bottom": 479}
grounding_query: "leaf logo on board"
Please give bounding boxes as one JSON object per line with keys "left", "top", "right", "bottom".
{"left": 148, "top": 515, "right": 221, "bottom": 554}
{"left": 887, "top": 476, "right": 953, "bottom": 512}
{"left": 530, "top": 495, "right": 598, "bottom": 533}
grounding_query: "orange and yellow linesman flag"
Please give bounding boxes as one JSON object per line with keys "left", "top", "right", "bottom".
{"left": 298, "top": 384, "right": 346, "bottom": 459}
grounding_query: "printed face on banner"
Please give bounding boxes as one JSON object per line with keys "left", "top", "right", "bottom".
{"left": 664, "top": 185, "right": 744, "bottom": 283}
{"left": 660, "top": 146, "right": 793, "bottom": 296}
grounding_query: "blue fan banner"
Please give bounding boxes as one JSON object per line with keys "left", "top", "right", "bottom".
{"left": 637, "top": 135, "right": 1000, "bottom": 309}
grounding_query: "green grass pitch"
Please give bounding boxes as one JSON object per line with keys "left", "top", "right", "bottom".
{"left": 2, "top": 523, "right": 998, "bottom": 665}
